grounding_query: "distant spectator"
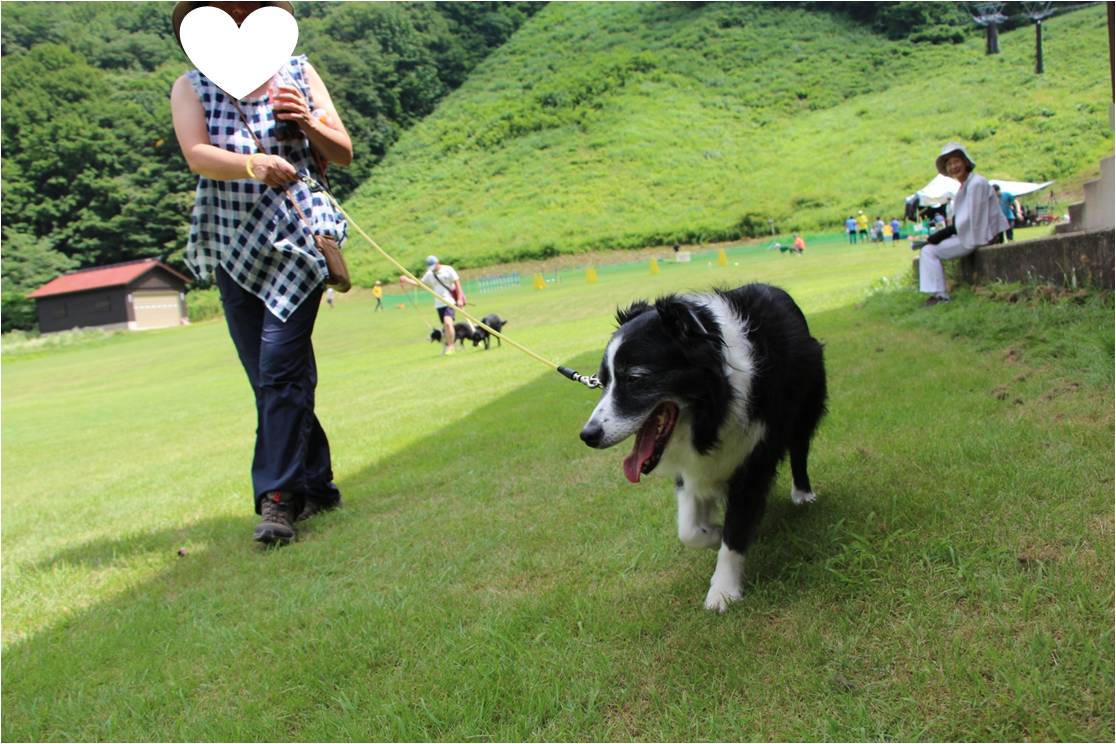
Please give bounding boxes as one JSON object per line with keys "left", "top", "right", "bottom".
{"left": 793, "top": 233, "right": 806, "bottom": 253}
{"left": 372, "top": 280, "right": 383, "bottom": 311}
{"left": 873, "top": 217, "right": 885, "bottom": 242}
{"left": 882, "top": 220, "right": 893, "bottom": 240}
{"left": 993, "top": 184, "right": 1018, "bottom": 241}
{"left": 917, "top": 142, "right": 1009, "bottom": 306}
{"left": 856, "top": 210, "right": 869, "bottom": 241}
{"left": 890, "top": 217, "right": 902, "bottom": 241}
{"left": 845, "top": 216, "right": 858, "bottom": 244}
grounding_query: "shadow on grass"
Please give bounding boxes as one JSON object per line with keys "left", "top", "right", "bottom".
{"left": 0, "top": 346, "right": 874, "bottom": 741}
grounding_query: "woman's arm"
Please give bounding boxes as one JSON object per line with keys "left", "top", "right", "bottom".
{"left": 171, "top": 74, "right": 298, "bottom": 187}
{"left": 272, "top": 62, "right": 353, "bottom": 166}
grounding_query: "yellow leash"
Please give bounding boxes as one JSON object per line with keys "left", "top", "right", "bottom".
{"left": 305, "top": 175, "right": 601, "bottom": 389}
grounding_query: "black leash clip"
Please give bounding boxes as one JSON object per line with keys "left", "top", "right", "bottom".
{"left": 557, "top": 366, "right": 602, "bottom": 390}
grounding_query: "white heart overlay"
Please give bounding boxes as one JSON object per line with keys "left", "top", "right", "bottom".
{"left": 179, "top": 6, "right": 299, "bottom": 100}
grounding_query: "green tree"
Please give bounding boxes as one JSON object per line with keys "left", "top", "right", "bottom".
{"left": 0, "top": 1, "right": 544, "bottom": 295}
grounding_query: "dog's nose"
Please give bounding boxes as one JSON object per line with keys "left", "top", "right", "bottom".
{"left": 580, "top": 422, "right": 603, "bottom": 448}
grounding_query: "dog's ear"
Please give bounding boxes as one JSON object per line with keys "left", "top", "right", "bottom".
{"left": 616, "top": 301, "right": 653, "bottom": 326}
{"left": 655, "top": 296, "right": 712, "bottom": 343}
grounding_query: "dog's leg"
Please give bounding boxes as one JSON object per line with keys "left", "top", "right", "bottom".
{"left": 676, "top": 475, "right": 722, "bottom": 550}
{"left": 705, "top": 446, "right": 777, "bottom": 613}
{"left": 789, "top": 434, "right": 816, "bottom": 506}
{"left": 789, "top": 374, "right": 827, "bottom": 506}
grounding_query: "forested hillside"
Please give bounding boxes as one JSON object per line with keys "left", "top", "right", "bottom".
{"left": 0, "top": 1, "right": 542, "bottom": 328}
{"left": 343, "top": 2, "right": 1111, "bottom": 281}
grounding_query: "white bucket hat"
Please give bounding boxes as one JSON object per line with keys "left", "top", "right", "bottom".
{"left": 935, "top": 142, "right": 976, "bottom": 177}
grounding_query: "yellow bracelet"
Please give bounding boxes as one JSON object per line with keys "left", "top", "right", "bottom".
{"left": 246, "top": 153, "right": 265, "bottom": 180}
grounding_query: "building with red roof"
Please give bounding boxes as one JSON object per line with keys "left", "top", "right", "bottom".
{"left": 29, "top": 259, "right": 192, "bottom": 333}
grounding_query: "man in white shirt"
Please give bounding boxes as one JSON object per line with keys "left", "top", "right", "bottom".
{"left": 401, "top": 255, "right": 466, "bottom": 354}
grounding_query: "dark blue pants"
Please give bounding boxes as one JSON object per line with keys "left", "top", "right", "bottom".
{"left": 217, "top": 268, "right": 333, "bottom": 514}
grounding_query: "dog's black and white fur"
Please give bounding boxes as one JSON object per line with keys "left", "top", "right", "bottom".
{"left": 579, "top": 283, "right": 827, "bottom": 612}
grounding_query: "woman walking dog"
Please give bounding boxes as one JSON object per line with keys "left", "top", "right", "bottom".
{"left": 171, "top": 1, "right": 353, "bottom": 544}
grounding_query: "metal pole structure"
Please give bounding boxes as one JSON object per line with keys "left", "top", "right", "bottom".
{"left": 1035, "top": 19, "right": 1043, "bottom": 73}
{"left": 986, "top": 21, "right": 1000, "bottom": 55}
{"left": 969, "top": 2, "right": 1006, "bottom": 56}
{"left": 1023, "top": 3, "right": 1055, "bottom": 75}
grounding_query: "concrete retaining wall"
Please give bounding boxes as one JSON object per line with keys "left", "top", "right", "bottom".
{"left": 913, "top": 229, "right": 1115, "bottom": 290}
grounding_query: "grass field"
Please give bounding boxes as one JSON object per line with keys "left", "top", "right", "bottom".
{"left": 2, "top": 236, "right": 1113, "bottom": 740}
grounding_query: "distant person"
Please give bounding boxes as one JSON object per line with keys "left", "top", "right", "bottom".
{"left": 792, "top": 233, "right": 806, "bottom": 253}
{"left": 672, "top": 242, "right": 680, "bottom": 253}
{"left": 917, "top": 142, "right": 1009, "bottom": 306}
{"left": 856, "top": 210, "right": 869, "bottom": 241}
{"left": 881, "top": 220, "right": 893, "bottom": 240}
{"left": 845, "top": 216, "right": 858, "bottom": 244}
{"left": 372, "top": 280, "right": 383, "bottom": 311}
{"left": 890, "top": 217, "right": 902, "bottom": 241}
{"left": 400, "top": 255, "right": 465, "bottom": 355}
{"left": 873, "top": 217, "right": 885, "bottom": 242}
{"left": 993, "top": 184, "right": 1018, "bottom": 241}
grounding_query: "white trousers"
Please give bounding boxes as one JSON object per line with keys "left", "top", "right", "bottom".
{"left": 919, "top": 236, "right": 974, "bottom": 295}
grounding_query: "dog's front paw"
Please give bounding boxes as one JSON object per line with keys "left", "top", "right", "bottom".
{"left": 790, "top": 487, "right": 817, "bottom": 506}
{"left": 703, "top": 584, "right": 743, "bottom": 613}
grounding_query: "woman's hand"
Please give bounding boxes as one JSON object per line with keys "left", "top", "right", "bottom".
{"left": 250, "top": 154, "right": 299, "bottom": 187}
{"left": 272, "top": 84, "right": 312, "bottom": 128}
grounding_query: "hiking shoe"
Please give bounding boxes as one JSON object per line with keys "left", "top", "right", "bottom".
{"left": 298, "top": 483, "right": 343, "bottom": 521}
{"left": 254, "top": 490, "right": 299, "bottom": 545}
{"left": 923, "top": 295, "right": 950, "bottom": 307}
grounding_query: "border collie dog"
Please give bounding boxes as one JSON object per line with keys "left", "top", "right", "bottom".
{"left": 579, "top": 283, "right": 827, "bottom": 612}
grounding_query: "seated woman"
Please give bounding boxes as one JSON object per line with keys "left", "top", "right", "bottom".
{"left": 918, "top": 142, "right": 1009, "bottom": 306}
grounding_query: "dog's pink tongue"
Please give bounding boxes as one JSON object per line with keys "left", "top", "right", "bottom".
{"left": 623, "top": 418, "right": 659, "bottom": 483}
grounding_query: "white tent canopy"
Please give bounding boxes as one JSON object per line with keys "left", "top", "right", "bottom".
{"left": 914, "top": 173, "right": 1054, "bottom": 206}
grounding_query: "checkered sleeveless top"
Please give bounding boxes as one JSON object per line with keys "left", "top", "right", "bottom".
{"left": 184, "top": 55, "right": 347, "bottom": 322}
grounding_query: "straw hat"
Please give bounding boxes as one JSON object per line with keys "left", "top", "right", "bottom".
{"left": 172, "top": 1, "right": 295, "bottom": 47}
{"left": 935, "top": 142, "right": 976, "bottom": 177}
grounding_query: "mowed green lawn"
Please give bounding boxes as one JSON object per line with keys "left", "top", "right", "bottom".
{"left": 2, "top": 236, "right": 1112, "bottom": 741}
